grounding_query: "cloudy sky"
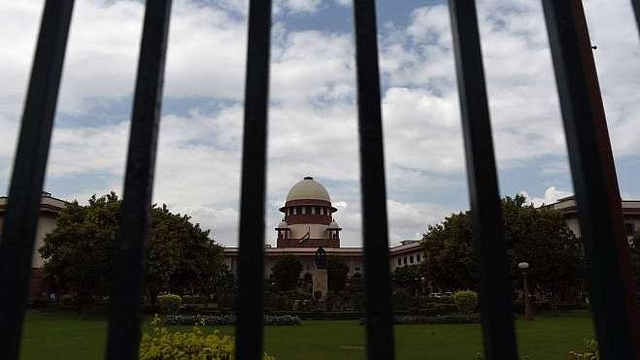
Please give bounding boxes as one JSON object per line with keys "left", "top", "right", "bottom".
{"left": 1, "top": 0, "right": 638, "bottom": 247}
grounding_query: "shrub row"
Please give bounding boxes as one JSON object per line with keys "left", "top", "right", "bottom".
{"left": 164, "top": 314, "right": 301, "bottom": 326}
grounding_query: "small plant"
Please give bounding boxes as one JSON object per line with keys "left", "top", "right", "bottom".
{"left": 139, "top": 315, "right": 275, "bottom": 360}
{"left": 453, "top": 290, "right": 478, "bottom": 314}
{"left": 157, "top": 294, "right": 182, "bottom": 314}
{"left": 59, "top": 294, "right": 74, "bottom": 307}
{"left": 568, "top": 338, "right": 599, "bottom": 360}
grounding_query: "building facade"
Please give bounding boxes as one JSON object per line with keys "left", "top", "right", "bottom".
{"left": 11, "top": 181, "right": 638, "bottom": 294}
{"left": 222, "top": 176, "right": 425, "bottom": 278}
{"left": 549, "top": 195, "right": 640, "bottom": 242}
{"left": 0, "top": 192, "right": 67, "bottom": 296}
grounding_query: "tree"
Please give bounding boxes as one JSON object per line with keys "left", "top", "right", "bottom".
{"left": 422, "top": 194, "right": 583, "bottom": 298}
{"left": 39, "top": 193, "right": 120, "bottom": 304}
{"left": 422, "top": 211, "right": 476, "bottom": 291}
{"left": 148, "top": 204, "right": 226, "bottom": 302}
{"left": 39, "top": 192, "right": 226, "bottom": 305}
{"left": 270, "top": 255, "right": 303, "bottom": 291}
{"left": 392, "top": 265, "right": 425, "bottom": 295}
{"left": 327, "top": 256, "right": 349, "bottom": 292}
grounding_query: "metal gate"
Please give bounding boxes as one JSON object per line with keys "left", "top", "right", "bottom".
{"left": 1, "top": 1, "right": 639, "bottom": 359}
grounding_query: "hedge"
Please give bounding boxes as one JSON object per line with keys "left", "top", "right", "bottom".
{"left": 164, "top": 314, "right": 301, "bottom": 326}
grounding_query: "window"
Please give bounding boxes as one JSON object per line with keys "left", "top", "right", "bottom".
{"left": 355, "top": 266, "right": 361, "bottom": 272}
{"left": 403, "top": 257, "right": 407, "bottom": 265}
{"left": 397, "top": 258, "right": 401, "bottom": 265}
{"left": 320, "top": 207, "right": 324, "bottom": 215}
{"left": 625, "top": 223, "right": 635, "bottom": 236}
{"left": 292, "top": 207, "right": 297, "bottom": 215}
{"left": 417, "top": 254, "right": 421, "bottom": 262}
{"left": 301, "top": 207, "right": 306, "bottom": 214}
{"left": 410, "top": 255, "right": 414, "bottom": 263}
{"left": 311, "top": 207, "right": 316, "bottom": 214}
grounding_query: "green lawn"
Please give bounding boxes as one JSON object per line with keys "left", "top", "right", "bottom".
{"left": 20, "top": 311, "right": 594, "bottom": 359}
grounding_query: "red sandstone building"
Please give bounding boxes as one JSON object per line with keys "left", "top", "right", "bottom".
{"left": 222, "top": 176, "right": 425, "bottom": 278}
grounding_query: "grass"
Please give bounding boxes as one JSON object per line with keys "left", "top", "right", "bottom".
{"left": 20, "top": 310, "right": 594, "bottom": 359}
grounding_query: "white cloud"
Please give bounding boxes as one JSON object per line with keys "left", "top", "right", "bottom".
{"left": 282, "top": 0, "right": 322, "bottom": 14}
{"left": 521, "top": 186, "right": 573, "bottom": 207}
{"left": 1, "top": 0, "right": 638, "bottom": 248}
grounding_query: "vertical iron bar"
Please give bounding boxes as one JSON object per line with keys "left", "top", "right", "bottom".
{"left": 448, "top": 1, "right": 519, "bottom": 359}
{"left": 632, "top": 0, "right": 640, "bottom": 34}
{"left": 234, "top": 0, "right": 272, "bottom": 359}
{"left": 352, "top": 1, "right": 395, "bottom": 359}
{"left": 0, "top": 1, "right": 74, "bottom": 358}
{"left": 105, "top": 1, "right": 172, "bottom": 359}
{"left": 542, "top": 1, "right": 640, "bottom": 358}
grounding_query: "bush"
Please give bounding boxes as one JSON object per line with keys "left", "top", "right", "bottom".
{"left": 157, "top": 294, "right": 182, "bottom": 314}
{"left": 164, "top": 314, "right": 301, "bottom": 326}
{"left": 28, "top": 296, "right": 50, "bottom": 309}
{"left": 453, "top": 290, "right": 478, "bottom": 314}
{"left": 60, "top": 294, "right": 74, "bottom": 307}
{"left": 568, "top": 338, "right": 599, "bottom": 360}
{"left": 140, "top": 315, "right": 275, "bottom": 360}
{"left": 216, "top": 293, "right": 235, "bottom": 310}
{"left": 182, "top": 295, "right": 205, "bottom": 304}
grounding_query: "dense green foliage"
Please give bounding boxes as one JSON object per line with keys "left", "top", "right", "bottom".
{"left": 157, "top": 294, "right": 182, "bottom": 314}
{"left": 164, "top": 314, "right": 301, "bottom": 326}
{"left": 21, "top": 310, "right": 595, "bottom": 360}
{"left": 39, "top": 193, "right": 226, "bottom": 305}
{"left": 392, "top": 265, "right": 426, "bottom": 295}
{"left": 422, "top": 194, "right": 583, "bottom": 298}
{"left": 568, "top": 339, "right": 598, "bottom": 360}
{"left": 453, "top": 290, "right": 478, "bottom": 314}
{"left": 139, "top": 315, "right": 274, "bottom": 360}
{"left": 271, "top": 255, "right": 303, "bottom": 291}
{"left": 327, "top": 256, "right": 349, "bottom": 292}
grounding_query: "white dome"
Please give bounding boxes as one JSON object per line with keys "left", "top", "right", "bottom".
{"left": 328, "top": 220, "right": 340, "bottom": 229}
{"left": 286, "top": 177, "right": 331, "bottom": 202}
{"left": 277, "top": 220, "right": 288, "bottom": 228}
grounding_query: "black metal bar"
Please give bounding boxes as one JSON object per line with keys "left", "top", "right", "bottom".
{"left": 0, "top": 1, "right": 74, "bottom": 358}
{"left": 448, "top": 1, "right": 519, "bottom": 359}
{"left": 105, "top": 1, "right": 172, "bottom": 359}
{"left": 352, "top": 1, "right": 395, "bottom": 359}
{"left": 542, "top": 1, "right": 640, "bottom": 359}
{"left": 632, "top": 0, "right": 640, "bottom": 34}
{"left": 234, "top": 0, "right": 272, "bottom": 359}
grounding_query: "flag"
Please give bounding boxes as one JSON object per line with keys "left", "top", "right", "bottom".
{"left": 299, "top": 227, "right": 311, "bottom": 244}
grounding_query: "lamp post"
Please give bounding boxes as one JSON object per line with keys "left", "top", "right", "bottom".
{"left": 518, "top": 262, "right": 532, "bottom": 320}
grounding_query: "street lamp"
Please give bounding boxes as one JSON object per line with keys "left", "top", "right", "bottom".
{"left": 518, "top": 262, "right": 532, "bottom": 321}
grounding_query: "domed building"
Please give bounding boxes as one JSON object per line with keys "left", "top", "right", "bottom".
{"left": 222, "top": 176, "right": 426, "bottom": 279}
{"left": 275, "top": 176, "right": 342, "bottom": 248}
